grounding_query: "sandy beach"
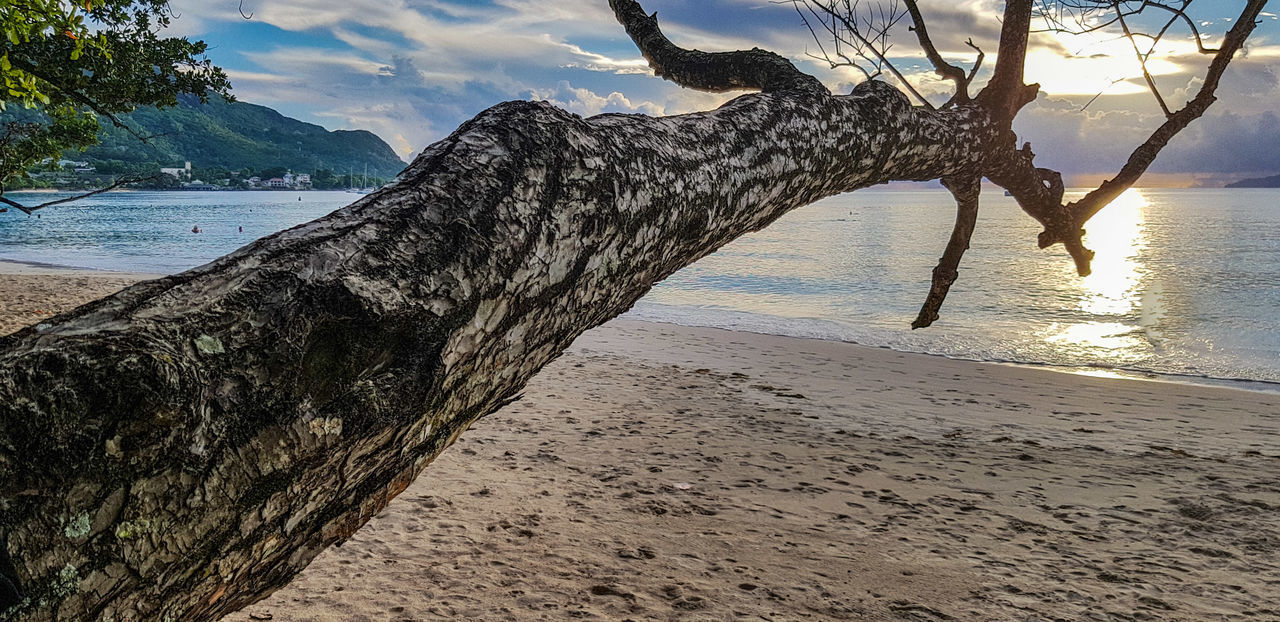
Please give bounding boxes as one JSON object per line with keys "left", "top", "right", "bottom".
{"left": 0, "top": 261, "right": 162, "bottom": 337}
{"left": 4, "top": 262, "right": 1278, "bottom": 621}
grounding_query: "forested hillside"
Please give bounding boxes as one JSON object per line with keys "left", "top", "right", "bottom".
{"left": 70, "top": 94, "right": 406, "bottom": 178}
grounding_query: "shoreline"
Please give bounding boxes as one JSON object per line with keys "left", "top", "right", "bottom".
{"left": 4, "top": 256, "right": 1276, "bottom": 396}
{"left": 581, "top": 319, "right": 1280, "bottom": 459}
{"left": 2, "top": 188, "right": 366, "bottom": 194}
{"left": 0, "top": 258, "right": 164, "bottom": 278}
{"left": 629, "top": 308, "right": 1280, "bottom": 397}
{"left": 3, "top": 271, "right": 1278, "bottom": 620}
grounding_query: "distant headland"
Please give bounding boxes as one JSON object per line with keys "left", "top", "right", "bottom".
{"left": 2, "top": 94, "right": 407, "bottom": 192}
{"left": 1225, "top": 174, "right": 1280, "bottom": 188}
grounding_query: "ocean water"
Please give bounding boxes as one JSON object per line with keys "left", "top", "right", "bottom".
{"left": 1, "top": 188, "right": 1278, "bottom": 391}
{"left": 0, "top": 191, "right": 351, "bottom": 274}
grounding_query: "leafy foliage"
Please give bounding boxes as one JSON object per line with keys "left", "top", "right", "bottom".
{"left": 0, "top": 0, "right": 229, "bottom": 192}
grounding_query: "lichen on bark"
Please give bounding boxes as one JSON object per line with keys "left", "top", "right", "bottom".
{"left": 1, "top": 0, "right": 1264, "bottom": 619}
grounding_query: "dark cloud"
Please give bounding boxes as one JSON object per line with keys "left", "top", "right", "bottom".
{"left": 1014, "top": 93, "right": 1280, "bottom": 179}
{"left": 1156, "top": 110, "right": 1280, "bottom": 175}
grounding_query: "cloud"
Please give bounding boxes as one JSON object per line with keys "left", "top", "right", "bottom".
{"left": 1156, "top": 110, "right": 1280, "bottom": 175}
{"left": 527, "top": 81, "right": 664, "bottom": 117}
{"left": 161, "top": 0, "right": 1279, "bottom": 178}
{"left": 1015, "top": 92, "right": 1280, "bottom": 180}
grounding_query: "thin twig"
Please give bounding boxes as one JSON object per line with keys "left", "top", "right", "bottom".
{"left": 0, "top": 175, "right": 160, "bottom": 215}
{"left": 1114, "top": 1, "right": 1173, "bottom": 116}
{"left": 789, "top": 0, "right": 934, "bottom": 108}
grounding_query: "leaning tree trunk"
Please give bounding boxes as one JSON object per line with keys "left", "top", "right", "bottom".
{"left": 3, "top": 0, "right": 1266, "bottom": 613}
{"left": 0, "top": 82, "right": 1003, "bottom": 621}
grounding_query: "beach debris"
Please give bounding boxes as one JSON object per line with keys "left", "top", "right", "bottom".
{"left": 616, "top": 546, "right": 656, "bottom": 560}
{"left": 673, "top": 482, "right": 692, "bottom": 490}
{"left": 588, "top": 584, "right": 635, "bottom": 601}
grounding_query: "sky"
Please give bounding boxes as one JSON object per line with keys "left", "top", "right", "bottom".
{"left": 164, "top": 0, "right": 1280, "bottom": 184}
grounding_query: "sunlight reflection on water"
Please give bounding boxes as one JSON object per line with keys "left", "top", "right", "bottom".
{"left": 633, "top": 187, "right": 1280, "bottom": 388}
{"left": 1046, "top": 189, "right": 1152, "bottom": 361}
{"left": 1079, "top": 189, "right": 1147, "bottom": 316}
{"left": 1, "top": 187, "right": 1277, "bottom": 388}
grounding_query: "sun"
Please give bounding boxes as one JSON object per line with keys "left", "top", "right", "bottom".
{"left": 1025, "top": 29, "right": 1187, "bottom": 97}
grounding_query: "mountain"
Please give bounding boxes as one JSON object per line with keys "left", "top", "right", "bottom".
{"left": 1225, "top": 174, "right": 1280, "bottom": 188}
{"left": 79, "top": 94, "right": 406, "bottom": 178}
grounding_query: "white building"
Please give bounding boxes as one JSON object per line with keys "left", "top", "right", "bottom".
{"left": 160, "top": 161, "right": 192, "bottom": 179}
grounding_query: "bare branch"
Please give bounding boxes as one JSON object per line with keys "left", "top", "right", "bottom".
{"left": 791, "top": 0, "right": 878, "bottom": 78}
{"left": 902, "top": 0, "right": 972, "bottom": 103}
{"left": 1079, "top": 77, "right": 1127, "bottom": 111}
{"left": 912, "top": 175, "right": 980, "bottom": 329}
{"left": 0, "top": 175, "right": 160, "bottom": 215}
{"left": 609, "top": 0, "right": 825, "bottom": 93}
{"left": 964, "top": 38, "right": 985, "bottom": 84}
{"left": 1146, "top": 1, "right": 1219, "bottom": 53}
{"left": 790, "top": 0, "right": 935, "bottom": 108}
{"left": 992, "top": 0, "right": 1267, "bottom": 276}
{"left": 1114, "top": 1, "right": 1173, "bottom": 117}
{"left": 1033, "top": 1, "right": 1219, "bottom": 53}
{"left": 1066, "top": 0, "right": 1268, "bottom": 227}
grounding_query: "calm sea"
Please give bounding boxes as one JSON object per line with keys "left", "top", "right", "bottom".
{"left": 2, "top": 188, "right": 1278, "bottom": 391}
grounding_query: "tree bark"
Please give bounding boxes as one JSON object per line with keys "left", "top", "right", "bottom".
{"left": 0, "top": 77, "right": 1008, "bottom": 621}
{"left": 1, "top": 0, "right": 1264, "bottom": 617}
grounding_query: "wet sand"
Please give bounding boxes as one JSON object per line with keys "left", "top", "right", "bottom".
{"left": 3, "top": 263, "right": 1277, "bottom": 620}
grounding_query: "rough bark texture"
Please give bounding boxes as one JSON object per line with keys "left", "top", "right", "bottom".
{"left": 608, "top": 0, "right": 824, "bottom": 93}
{"left": 0, "top": 0, "right": 1264, "bottom": 618}
{"left": 0, "top": 80, "right": 1005, "bottom": 621}
{"left": 911, "top": 175, "right": 980, "bottom": 329}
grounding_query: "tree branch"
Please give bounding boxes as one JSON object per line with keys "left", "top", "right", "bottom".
{"left": 903, "top": 0, "right": 972, "bottom": 104}
{"left": 608, "top": 0, "right": 825, "bottom": 93}
{"left": 0, "top": 83, "right": 1013, "bottom": 620}
{"left": 991, "top": 0, "right": 1265, "bottom": 276}
{"left": 984, "top": 140, "right": 1090, "bottom": 273}
{"left": 976, "top": 0, "right": 1040, "bottom": 122}
{"left": 5, "top": 57, "right": 159, "bottom": 144}
{"left": 1114, "top": 1, "right": 1173, "bottom": 117}
{"left": 912, "top": 175, "right": 980, "bottom": 329}
{"left": 1060, "top": 0, "right": 1267, "bottom": 250}
{"left": 0, "top": 175, "right": 160, "bottom": 215}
